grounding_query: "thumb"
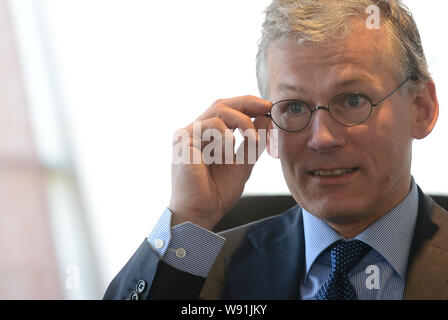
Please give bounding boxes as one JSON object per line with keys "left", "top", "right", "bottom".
{"left": 252, "top": 114, "right": 271, "bottom": 156}
{"left": 233, "top": 115, "right": 270, "bottom": 168}
{"left": 253, "top": 114, "right": 272, "bottom": 131}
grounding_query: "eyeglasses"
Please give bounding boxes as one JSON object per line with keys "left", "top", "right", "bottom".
{"left": 266, "top": 76, "right": 414, "bottom": 132}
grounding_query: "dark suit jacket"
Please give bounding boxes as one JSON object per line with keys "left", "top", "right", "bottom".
{"left": 103, "top": 186, "right": 448, "bottom": 300}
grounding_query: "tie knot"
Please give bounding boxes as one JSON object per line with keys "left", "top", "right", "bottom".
{"left": 330, "top": 240, "right": 370, "bottom": 275}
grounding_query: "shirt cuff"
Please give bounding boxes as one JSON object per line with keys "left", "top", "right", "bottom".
{"left": 146, "top": 208, "right": 225, "bottom": 278}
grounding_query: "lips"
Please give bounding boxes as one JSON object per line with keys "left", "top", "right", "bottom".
{"left": 309, "top": 167, "right": 359, "bottom": 177}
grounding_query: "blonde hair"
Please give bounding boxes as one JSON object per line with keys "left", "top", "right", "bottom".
{"left": 256, "top": 0, "right": 431, "bottom": 99}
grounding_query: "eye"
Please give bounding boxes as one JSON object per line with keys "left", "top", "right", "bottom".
{"left": 287, "top": 101, "right": 308, "bottom": 114}
{"left": 346, "top": 94, "right": 361, "bottom": 107}
{"left": 331, "top": 94, "right": 369, "bottom": 110}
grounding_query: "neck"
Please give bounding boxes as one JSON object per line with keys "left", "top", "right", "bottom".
{"left": 328, "top": 177, "right": 413, "bottom": 239}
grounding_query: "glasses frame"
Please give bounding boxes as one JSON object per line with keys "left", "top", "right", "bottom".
{"left": 266, "top": 76, "right": 414, "bottom": 132}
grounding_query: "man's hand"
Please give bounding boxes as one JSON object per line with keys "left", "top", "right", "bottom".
{"left": 169, "top": 95, "right": 272, "bottom": 230}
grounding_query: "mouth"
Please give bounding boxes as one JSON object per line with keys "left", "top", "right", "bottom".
{"left": 309, "top": 167, "right": 359, "bottom": 177}
{"left": 309, "top": 168, "right": 359, "bottom": 177}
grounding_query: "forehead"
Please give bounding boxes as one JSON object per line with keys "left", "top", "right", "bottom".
{"left": 266, "top": 26, "right": 394, "bottom": 94}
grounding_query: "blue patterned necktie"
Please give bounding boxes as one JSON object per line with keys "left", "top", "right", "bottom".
{"left": 314, "top": 240, "right": 371, "bottom": 300}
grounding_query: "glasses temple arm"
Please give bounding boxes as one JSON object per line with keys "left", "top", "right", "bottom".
{"left": 371, "top": 76, "right": 414, "bottom": 107}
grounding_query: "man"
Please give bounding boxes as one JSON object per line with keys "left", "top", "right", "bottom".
{"left": 104, "top": 0, "right": 447, "bottom": 300}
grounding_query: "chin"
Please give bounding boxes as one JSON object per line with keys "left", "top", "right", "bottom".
{"left": 300, "top": 195, "right": 372, "bottom": 225}
{"left": 319, "top": 210, "right": 367, "bottom": 226}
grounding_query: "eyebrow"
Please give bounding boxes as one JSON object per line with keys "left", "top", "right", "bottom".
{"left": 277, "top": 75, "right": 374, "bottom": 94}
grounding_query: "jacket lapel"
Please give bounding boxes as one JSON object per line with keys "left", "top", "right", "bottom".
{"left": 403, "top": 187, "right": 448, "bottom": 299}
{"left": 225, "top": 206, "right": 305, "bottom": 299}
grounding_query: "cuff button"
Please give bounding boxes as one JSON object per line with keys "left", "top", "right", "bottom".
{"left": 154, "top": 239, "right": 164, "bottom": 249}
{"left": 129, "top": 291, "right": 139, "bottom": 300}
{"left": 176, "top": 248, "right": 186, "bottom": 258}
{"left": 136, "top": 280, "right": 146, "bottom": 294}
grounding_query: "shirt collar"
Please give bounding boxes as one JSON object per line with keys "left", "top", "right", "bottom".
{"left": 302, "top": 178, "right": 419, "bottom": 280}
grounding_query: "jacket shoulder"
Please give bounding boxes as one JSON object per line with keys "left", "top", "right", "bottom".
{"left": 403, "top": 192, "right": 448, "bottom": 299}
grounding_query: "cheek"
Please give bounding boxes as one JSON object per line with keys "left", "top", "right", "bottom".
{"left": 277, "top": 131, "right": 306, "bottom": 162}
{"left": 277, "top": 131, "right": 308, "bottom": 182}
{"left": 363, "top": 108, "right": 413, "bottom": 183}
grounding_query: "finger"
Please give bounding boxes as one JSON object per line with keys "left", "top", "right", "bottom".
{"left": 206, "top": 95, "right": 272, "bottom": 119}
{"left": 198, "top": 118, "right": 237, "bottom": 165}
{"left": 173, "top": 117, "right": 234, "bottom": 165}
{"left": 234, "top": 137, "right": 257, "bottom": 180}
{"left": 252, "top": 115, "right": 272, "bottom": 157}
{"left": 233, "top": 117, "right": 269, "bottom": 166}
{"left": 189, "top": 117, "right": 231, "bottom": 149}
{"left": 196, "top": 106, "right": 258, "bottom": 144}
{"left": 224, "top": 95, "right": 272, "bottom": 116}
{"left": 253, "top": 114, "right": 272, "bottom": 131}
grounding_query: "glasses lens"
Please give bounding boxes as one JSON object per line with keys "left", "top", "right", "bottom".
{"left": 271, "top": 100, "right": 311, "bottom": 131}
{"left": 329, "top": 93, "right": 372, "bottom": 125}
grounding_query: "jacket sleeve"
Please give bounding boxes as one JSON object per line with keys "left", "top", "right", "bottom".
{"left": 103, "top": 239, "right": 206, "bottom": 300}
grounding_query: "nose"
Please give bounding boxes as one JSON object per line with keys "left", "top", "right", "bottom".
{"left": 306, "top": 107, "right": 345, "bottom": 152}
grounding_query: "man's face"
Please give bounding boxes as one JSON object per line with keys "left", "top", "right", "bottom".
{"left": 267, "top": 27, "right": 417, "bottom": 233}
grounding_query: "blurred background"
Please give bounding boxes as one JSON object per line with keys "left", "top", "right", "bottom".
{"left": 0, "top": 0, "right": 446, "bottom": 299}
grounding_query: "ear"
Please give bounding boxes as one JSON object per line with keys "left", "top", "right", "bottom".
{"left": 412, "top": 80, "right": 439, "bottom": 139}
{"left": 267, "top": 122, "right": 279, "bottom": 159}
